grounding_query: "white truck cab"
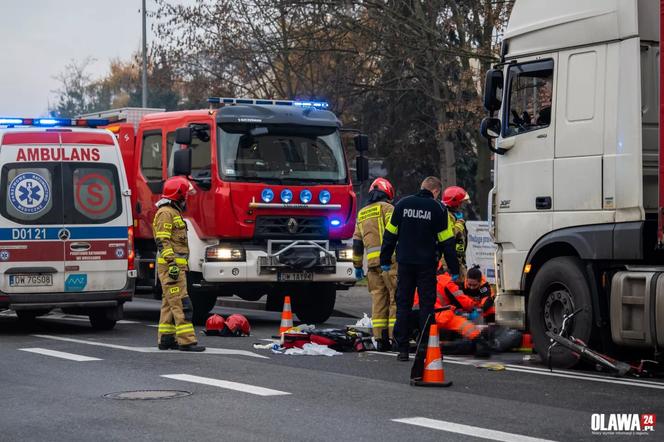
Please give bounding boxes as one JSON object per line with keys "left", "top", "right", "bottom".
{"left": 480, "top": 0, "right": 662, "bottom": 366}
{"left": 0, "top": 121, "right": 135, "bottom": 329}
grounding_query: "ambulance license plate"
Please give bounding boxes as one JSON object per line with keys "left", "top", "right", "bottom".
{"left": 277, "top": 271, "right": 313, "bottom": 282}
{"left": 9, "top": 274, "right": 53, "bottom": 287}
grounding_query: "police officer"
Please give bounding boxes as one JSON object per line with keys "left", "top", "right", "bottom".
{"left": 153, "top": 176, "right": 205, "bottom": 352}
{"left": 380, "top": 176, "right": 459, "bottom": 361}
{"left": 352, "top": 177, "right": 397, "bottom": 351}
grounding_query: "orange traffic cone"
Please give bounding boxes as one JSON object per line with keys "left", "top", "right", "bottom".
{"left": 411, "top": 324, "right": 452, "bottom": 387}
{"left": 279, "top": 296, "right": 294, "bottom": 335}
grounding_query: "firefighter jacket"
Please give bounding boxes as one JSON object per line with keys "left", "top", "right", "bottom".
{"left": 380, "top": 189, "right": 459, "bottom": 274}
{"left": 449, "top": 212, "right": 467, "bottom": 256}
{"left": 153, "top": 201, "right": 189, "bottom": 270}
{"left": 352, "top": 201, "right": 394, "bottom": 269}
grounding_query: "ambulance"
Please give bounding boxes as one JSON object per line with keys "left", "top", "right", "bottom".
{"left": 0, "top": 118, "right": 135, "bottom": 330}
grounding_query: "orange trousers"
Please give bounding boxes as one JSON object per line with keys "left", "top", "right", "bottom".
{"left": 434, "top": 309, "right": 480, "bottom": 340}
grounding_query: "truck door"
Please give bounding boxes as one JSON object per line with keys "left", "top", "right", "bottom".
{"left": 62, "top": 157, "right": 128, "bottom": 293}
{"left": 495, "top": 55, "right": 556, "bottom": 290}
{"left": 0, "top": 136, "right": 66, "bottom": 293}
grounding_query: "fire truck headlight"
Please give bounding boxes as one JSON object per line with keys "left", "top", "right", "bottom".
{"left": 336, "top": 248, "right": 354, "bottom": 262}
{"left": 206, "top": 245, "right": 246, "bottom": 262}
{"left": 261, "top": 188, "right": 274, "bottom": 203}
{"left": 319, "top": 190, "right": 331, "bottom": 204}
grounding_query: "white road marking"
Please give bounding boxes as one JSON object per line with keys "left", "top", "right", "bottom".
{"left": 392, "top": 417, "right": 556, "bottom": 442}
{"left": 162, "top": 374, "right": 290, "bottom": 396}
{"left": 32, "top": 334, "right": 269, "bottom": 359}
{"left": 368, "top": 351, "right": 664, "bottom": 390}
{"left": 19, "top": 348, "right": 101, "bottom": 362}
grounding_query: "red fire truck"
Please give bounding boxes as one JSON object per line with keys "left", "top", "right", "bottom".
{"left": 81, "top": 99, "right": 367, "bottom": 323}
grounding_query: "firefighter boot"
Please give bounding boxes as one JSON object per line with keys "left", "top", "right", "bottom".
{"left": 158, "top": 334, "right": 178, "bottom": 350}
{"left": 377, "top": 329, "right": 391, "bottom": 352}
{"left": 473, "top": 337, "right": 492, "bottom": 358}
{"left": 179, "top": 343, "right": 206, "bottom": 352}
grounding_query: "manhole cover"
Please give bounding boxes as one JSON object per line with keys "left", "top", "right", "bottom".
{"left": 103, "top": 390, "right": 192, "bottom": 400}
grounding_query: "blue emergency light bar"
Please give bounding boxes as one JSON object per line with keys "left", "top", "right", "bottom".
{"left": 0, "top": 117, "right": 109, "bottom": 128}
{"left": 207, "top": 97, "right": 329, "bottom": 109}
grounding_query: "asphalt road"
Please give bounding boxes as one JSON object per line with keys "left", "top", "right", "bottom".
{"left": 1, "top": 288, "right": 662, "bottom": 442}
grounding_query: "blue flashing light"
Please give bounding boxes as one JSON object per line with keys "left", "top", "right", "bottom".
{"left": 330, "top": 219, "right": 342, "bottom": 227}
{"left": 319, "top": 190, "right": 331, "bottom": 204}
{"left": 280, "top": 189, "right": 293, "bottom": 203}
{"left": 299, "top": 189, "right": 312, "bottom": 204}
{"left": 207, "top": 97, "right": 329, "bottom": 109}
{"left": 261, "top": 188, "right": 274, "bottom": 203}
{"left": 0, "top": 117, "right": 108, "bottom": 128}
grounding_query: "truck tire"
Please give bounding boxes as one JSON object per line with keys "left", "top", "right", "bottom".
{"left": 291, "top": 284, "right": 336, "bottom": 324}
{"left": 528, "top": 256, "right": 594, "bottom": 368}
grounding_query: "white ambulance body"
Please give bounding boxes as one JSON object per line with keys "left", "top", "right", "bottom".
{"left": 0, "top": 125, "right": 135, "bottom": 329}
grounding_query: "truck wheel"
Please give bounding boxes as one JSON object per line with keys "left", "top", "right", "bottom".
{"left": 266, "top": 293, "right": 285, "bottom": 312}
{"left": 528, "top": 256, "right": 594, "bottom": 368}
{"left": 187, "top": 272, "right": 218, "bottom": 324}
{"left": 89, "top": 311, "right": 117, "bottom": 331}
{"left": 291, "top": 285, "right": 336, "bottom": 324}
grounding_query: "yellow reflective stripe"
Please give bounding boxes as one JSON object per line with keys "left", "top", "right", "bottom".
{"left": 388, "top": 319, "right": 396, "bottom": 324}
{"left": 155, "top": 232, "right": 171, "bottom": 239}
{"left": 367, "top": 251, "right": 381, "bottom": 260}
{"left": 385, "top": 221, "right": 398, "bottom": 235}
{"left": 176, "top": 327, "right": 195, "bottom": 336}
{"left": 169, "top": 286, "right": 180, "bottom": 294}
{"left": 163, "top": 222, "right": 173, "bottom": 230}
{"left": 378, "top": 207, "right": 385, "bottom": 242}
{"left": 161, "top": 248, "right": 175, "bottom": 257}
{"left": 176, "top": 323, "right": 193, "bottom": 330}
{"left": 437, "top": 226, "right": 454, "bottom": 242}
{"left": 158, "top": 257, "right": 188, "bottom": 265}
{"left": 372, "top": 319, "right": 388, "bottom": 326}
{"left": 158, "top": 324, "right": 176, "bottom": 332}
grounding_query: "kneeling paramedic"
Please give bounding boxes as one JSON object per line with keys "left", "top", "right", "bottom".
{"left": 154, "top": 176, "right": 205, "bottom": 352}
{"left": 380, "top": 176, "right": 460, "bottom": 361}
{"left": 414, "top": 271, "right": 491, "bottom": 357}
{"left": 464, "top": 266, "right": 495, "bottom": 323}
{"left": 353, "top": 178, "right": 397, "bottom": 351}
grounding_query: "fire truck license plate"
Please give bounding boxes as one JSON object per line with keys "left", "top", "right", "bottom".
{"left": 9, "top": 274, "right": 53, "bottom": 287}
{"left": 277, "top": 271, "right": 314, "bottom": 282}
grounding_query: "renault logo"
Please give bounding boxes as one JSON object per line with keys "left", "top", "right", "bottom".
{"left": 287, "top": 218, "right": 299, "bottom": 234}
{"left": 58, "top": 228, "right": 71, "bottom": 241}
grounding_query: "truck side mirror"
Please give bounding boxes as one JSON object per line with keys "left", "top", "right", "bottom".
{"left": 353, "top": 134, "right": 369, "bottom": 152}
{"left": 480, "top": 117, "right": 501, "bottom": 139}
{"left": 356, "top": 156, "right": 369, "bottom": 182}
{"left": 173, "top": 148, "right": 192, "bottom": 176}
{"left": 483, "top": 69, "right": 503, "bottom": 113}
{"left": 175, "top": 127, "right": 193, "bottom": 145}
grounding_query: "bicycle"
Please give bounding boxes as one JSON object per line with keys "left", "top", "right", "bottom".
{"left": 545, "top": 308, "right": 659, "bottom": 378}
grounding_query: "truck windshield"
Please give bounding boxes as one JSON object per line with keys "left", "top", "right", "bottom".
{"left": 217, "top": 124, "right": 347, "bottom": 184}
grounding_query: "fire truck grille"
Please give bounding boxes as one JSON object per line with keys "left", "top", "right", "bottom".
{"left": 254, "top": 216, "right": 328, "bottom": 239}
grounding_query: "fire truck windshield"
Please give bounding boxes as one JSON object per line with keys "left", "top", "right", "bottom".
{"left": 217, "top": 124, "right": 347, "bottom": 184}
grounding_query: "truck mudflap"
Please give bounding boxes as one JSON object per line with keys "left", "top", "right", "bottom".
{"left": 201, "top": 240, "right": 355, "bottom": 283}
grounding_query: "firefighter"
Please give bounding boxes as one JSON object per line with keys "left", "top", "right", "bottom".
{"left": 380, "top": 176, "right": 459, "bottom": 361}
{"left": 154, "top": 176, "right": 205, "bottom": 352}
{"left": 442, "top": 186, "right": 470, "bottom": 279}
{"left": 464, "top": 266, "right": 495, "bottom": 323}
{"left": 414, "top": 271, "right": 491, "bottom": 357}
{"left": 353, "top": 177, "right": 397, "bottom": 351}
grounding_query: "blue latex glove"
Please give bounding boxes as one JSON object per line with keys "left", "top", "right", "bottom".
{"left": 453, "top": 211, "right": 464, "bottom": 220}
{"left": 380, "top": 264, "right": 391, "bottom": 272}
{"left": 451, "top": 274, "right": 459, "bottom": 282}
{"left": 467, "top": 308, "right": 480, "bottom": 321}
{"left": 354, "top": 268, "right": 365, "bottom": 280}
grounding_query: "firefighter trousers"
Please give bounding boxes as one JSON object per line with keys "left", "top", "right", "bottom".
{"left": 157, "top": 266, "right": 197, "bottom": 346}
{"left": 367, "top": 265, "right": 397, "bottom": 339}
{"left": 435, "top": 309, "right": 480, "bottom": 340}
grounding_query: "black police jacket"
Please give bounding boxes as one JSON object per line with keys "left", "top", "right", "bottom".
{"left": 379, "top": 189, "right": 459, "bottom": 274}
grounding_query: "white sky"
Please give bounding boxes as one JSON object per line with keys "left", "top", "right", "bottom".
{"left": 0, "top": 0, "right": 153, "bottom": 116}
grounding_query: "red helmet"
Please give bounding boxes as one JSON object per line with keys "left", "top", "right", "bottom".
{"left": 205, "top": 314, "right": 225, "bottom": 335}
{"left": 225, "top": 314, "right": 250, "bottom": 336}
{"left": 369, "top": 177, "right": 394, "bottom": 200}
{"left": 442, "top": 186, "right": 470, "bottom": 209}
{"left": 161, "top": 176, "right": 194, "bottom": 202}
